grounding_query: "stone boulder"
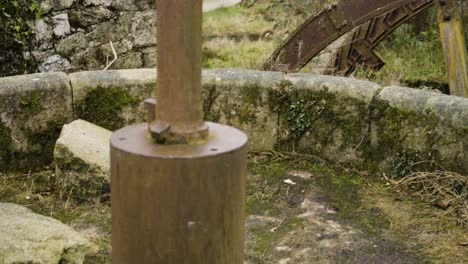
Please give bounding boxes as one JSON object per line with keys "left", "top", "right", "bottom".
{"left": 0, "top": 203, "right": 96, "bottom": 263}
{"left": 54, "top": 119, "right": 111, "bottom": 201}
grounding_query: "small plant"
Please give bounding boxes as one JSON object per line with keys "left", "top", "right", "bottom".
{"left": 0, "top": 0, "right": 41, "bottom": 42}
{"left": 0, "top": 0, "right": 41, "bottom": 76}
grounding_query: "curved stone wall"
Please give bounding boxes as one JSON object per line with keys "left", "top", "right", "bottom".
{"left": 0, "top": 69, "right": 467, "bottom": 175}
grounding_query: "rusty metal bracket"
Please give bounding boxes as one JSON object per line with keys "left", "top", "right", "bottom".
{"left": 327, "top": 3, "right": 347, "bottom": 30}
{"left": 262, "top": 0, "right": 433, "bottom": 73}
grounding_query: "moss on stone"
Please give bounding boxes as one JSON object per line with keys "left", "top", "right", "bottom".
{"left": 0, "top": 120, "right": 66, "bottom": 172}
{"left": 267, "top": 79, "right": 466, "bottom": 176}
{"left": 0, "top": 86, "right": 70, "bottom": 172}
{"left": 75, "top": 86, "right": 139, "bottom": 131}
{"left": 267, "top": 80, "right": 293, "bottom": 114}
{"left": 237, "top": 102, "right": 258, "bottom": 125}
{"left": 0, "top": 121, "right": 12, "bottom": 168}
{"left": 369, "top": 100, "right": 441, "bottom": 176}
{"left": 202, "top": 82, "right": 265, "bottom": 127}
{"left": 268, "top": 81, "right": 369, "bottom": 156}
{"left": 19, "top": 90, "right": 43, "bottom": 114}
{"left": 216, "top": 88, "right": 259, "bottom": 126}
{"left": 202, "top": 84, "right": 221, "bottom": 122}
{"left": 16, "top": 119, "right": 67, "bottom": 171}
{"left": 241, "top": 84, "right": 262, "bottom": 107}
{"left": 54, "top": 143, "right": 110, "bottom": 203}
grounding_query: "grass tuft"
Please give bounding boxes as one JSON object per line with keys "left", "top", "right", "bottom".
{"left": 395, "top": 170, "right": 467, "bottom": 226}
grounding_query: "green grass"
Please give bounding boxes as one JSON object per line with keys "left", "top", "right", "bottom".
{"left": 354, "top": 14, "right": 449, "bottom": 88}
{"left": 2, "top": 152, "right": 466, "bottom": 263}
{"left": 202, "top": 4, "right": 278, "bottom": 70}
{"left": 203, "top": 38, "right": 277, "bottom": 69}
{"left": 203, "top": 6, "right": 272, "bottom": 37}
{"left": 203, "top": 3, "right": 454, "bottom": 92}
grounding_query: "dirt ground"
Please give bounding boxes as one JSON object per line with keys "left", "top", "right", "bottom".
{"left": 244, "top": 152, "right": 467, "bottom": 264}
{"left": 1, "top": 151, "right": 466, "bottom": 263}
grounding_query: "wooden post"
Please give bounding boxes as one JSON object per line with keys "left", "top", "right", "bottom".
{"left": 435, "top": 0, "right": 468, "bottom": 97}
{"left": 110, "top": 123, "right": 247, "bottom": 263}
{"left": 110, "top": 0, "right": 248, "bottom": 263}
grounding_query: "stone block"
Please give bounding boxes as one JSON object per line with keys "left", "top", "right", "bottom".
{"left": 54, "top": 120, "right": 111, "bottom": 201}
{"left": 0, "top": 72, "right": 73, "bottom": 171}
{"left": 68, "top": 6, "right": 114, "bottom": 28}
{"left": 39, "top": 55, "right": 72, "bottom": 73}
{"left": 41, "top": 0, "right": 75, "bottom": 14}
{"left": 34, "top": 19, "right": 53, "bottom": 45}
{"left": 57, "top": 33, "right": 89, "bottom": 58}
{"left": 131, "top": 11, "right": 157, "bottom": 48}
{"left": 53, "top": 13, "right": 71, "bottom": 37}
{"left": 2, "top": 69, "right": 466, "bottom": 176}
{"left": 112, "top": 51, "right": 144, "bottom": 69}
{"left": 84, "top": 0, "right": 112, "bottom": 6}
{"left": 86, "top": 16, "right": 131, "bottom": 44}
{"left": 0, "top": 203, "right": 96, "bottom": 263}
{"left": 141, "top": 47, "right": 157, "bottom": 67}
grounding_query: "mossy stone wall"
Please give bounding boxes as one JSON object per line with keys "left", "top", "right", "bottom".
{"left": 70, "top": 69, "right": 155, "bottom": 131}
{"left": 0, "top": 72, "right": 72, "bottom": 171}
{"left": 0, "top": 69, "right": 467, "bottom": 176}
{"left": 370, "top": 87, "right": 468, "bottom": 175}
{"left": 270, "top": 75, "right": 381, "bottom": 166}
{"left": 202, "top": 69, "right": 284, "bottom": 150}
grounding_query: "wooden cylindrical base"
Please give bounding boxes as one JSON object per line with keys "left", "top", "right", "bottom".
{"left": 110, "top": 122, "right": 248, "bottom": 263}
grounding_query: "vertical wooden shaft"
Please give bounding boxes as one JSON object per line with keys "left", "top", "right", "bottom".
{"left": 435, "top": 0, "right": 468, "bottom": 97}
{"left": 112, "top": 0, "right": 248, "bottom": 262}
{"left": 152, "top": 0, "right": 208, "bottom": 143}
